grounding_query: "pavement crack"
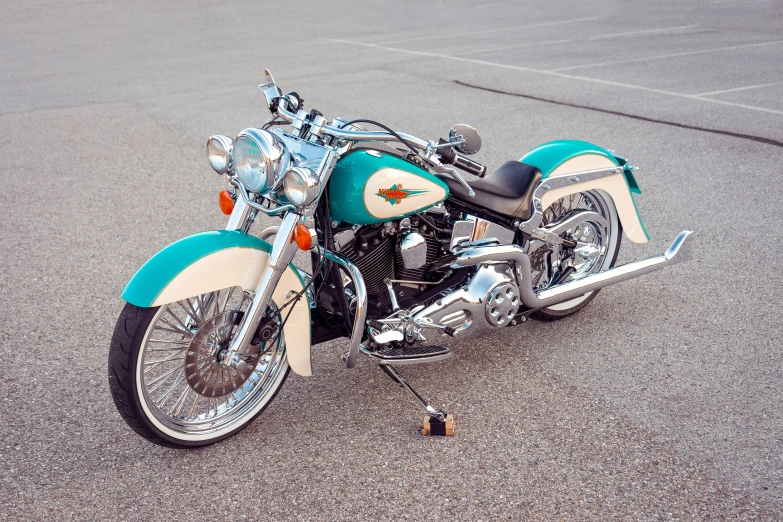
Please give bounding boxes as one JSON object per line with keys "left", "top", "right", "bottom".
{"left": 454, "top": 80, "right": 783, "bottom": 148}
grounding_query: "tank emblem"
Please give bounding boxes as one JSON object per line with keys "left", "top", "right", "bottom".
{"left": 376, "top": 184, "right": 429, "bottom": 206}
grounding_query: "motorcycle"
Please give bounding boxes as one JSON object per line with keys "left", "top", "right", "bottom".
{"left": 108, "top": 70, "right": 692, "bottom": 447}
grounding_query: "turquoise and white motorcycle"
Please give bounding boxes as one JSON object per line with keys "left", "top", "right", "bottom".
{"left": 109, "top": 70, "right": 692, "bottom": 447}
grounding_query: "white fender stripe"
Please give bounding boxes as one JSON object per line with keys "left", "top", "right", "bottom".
{"left": 150, "top": 247, "right": 313, "bottom": 376}
{"left": 542, "top": 155, "right": 649, "bottom": 244}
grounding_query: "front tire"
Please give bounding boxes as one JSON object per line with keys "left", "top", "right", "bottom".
{"left": 108, "top": 292, "right": 289, "bottom": 448}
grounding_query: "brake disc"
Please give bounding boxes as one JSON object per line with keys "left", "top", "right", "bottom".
{"left": 184, "top": 310, "right": 258, "bottom": 398}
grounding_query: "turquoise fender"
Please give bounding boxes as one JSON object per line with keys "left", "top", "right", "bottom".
{"left": 521, "top": 140, "right": 650, "bottom": 243}
{"left": 121, "top": 230, "right": 314, "bottom": 376}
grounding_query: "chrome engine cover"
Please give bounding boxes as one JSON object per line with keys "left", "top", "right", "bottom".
{"left": 411, "top": 263, "right": 520, "bottom": 333}
{"left": 485, "top": 281, "right": 520, "bottom": 326}
{"left": 398, "top": 231, "right": 427, "bottom": 269}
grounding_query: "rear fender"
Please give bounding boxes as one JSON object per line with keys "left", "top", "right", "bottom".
{"left": 121, "top": 230, "right": 313, "bottom": 376}
{"left": 521, "top": 140, "right": 650, "bottom": 243}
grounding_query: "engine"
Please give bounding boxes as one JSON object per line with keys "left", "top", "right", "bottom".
{"left": 334, "top": 208, "right": 456, "bottom": 318}
{"left": 331, "top": 206, "right": 522, "bottom": 336}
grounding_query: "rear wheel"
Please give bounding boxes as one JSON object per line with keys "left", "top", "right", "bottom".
{"left": 108, "top": 287, "right": 289, "bottom": 448}
{"left": 525, "top": 189, "right": 622, "bottom": 321}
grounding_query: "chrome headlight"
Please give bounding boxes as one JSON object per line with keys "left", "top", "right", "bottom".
{"left": 283, "top": 167, "right": 320, "bottom": 207}
{"left": 206, "top": 135, "right": 233, "bottom": 174}
{"left": 233, "top": 128, "right": 289, "bottom": 193}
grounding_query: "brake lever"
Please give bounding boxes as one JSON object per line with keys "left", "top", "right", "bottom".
{"left": 417, "top": 151, "right": 475, "bottom": 198}
{"left": 433, "top": 164, "right": 476, "bottom": 198}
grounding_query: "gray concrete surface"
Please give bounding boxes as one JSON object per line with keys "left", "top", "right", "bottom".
{"left": 2, "top": 0, "right": 782, "bottom": 520}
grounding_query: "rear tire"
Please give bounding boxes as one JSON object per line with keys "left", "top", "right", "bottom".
{"left": 108, "top": 297, "right": 289, "bottom": 448}
{"left": 527, "top": 189, "right": 622, "bottom": 321}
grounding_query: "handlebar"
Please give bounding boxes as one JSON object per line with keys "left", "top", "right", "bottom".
{"left": 274, "top": 93, "right": 487, "bottom": 177}
{"left": 436, "top": 139, "right": 488, "bottom": 177}
{"left": 451, "top": 154, "right": 488, "bottom": 178}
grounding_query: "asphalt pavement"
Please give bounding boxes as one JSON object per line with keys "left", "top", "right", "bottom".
{"left": 2, "top": 0, "right": 782, "bottom": 520}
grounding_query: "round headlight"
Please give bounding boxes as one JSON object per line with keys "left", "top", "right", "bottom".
{"left": 206, "top": 135, "right": 233, "bottom": 174}
{"left": 232, "top": 129, "right": 289, "bottom": 193}
{"left": 283, "top": 167, "right": 321, "bottom": 207}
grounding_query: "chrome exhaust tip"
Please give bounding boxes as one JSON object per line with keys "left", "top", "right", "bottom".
{"left": 664, "top": 229, "right": 693, "bottom": 261}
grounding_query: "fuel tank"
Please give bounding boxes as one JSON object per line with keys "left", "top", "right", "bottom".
{"left": 328, "top": 149, "right": 449, "bottom": 225}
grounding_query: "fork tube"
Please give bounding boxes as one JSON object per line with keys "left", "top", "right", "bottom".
{"left": 225, "top": 212, "right": 300, "bottom": 366}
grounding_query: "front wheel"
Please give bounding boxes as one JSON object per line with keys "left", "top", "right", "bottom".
{"left": 108, "top": 287, "right": 289, "bottom": 448}
{"left": 525, "top": 189, "right": 622, "bottom": 321}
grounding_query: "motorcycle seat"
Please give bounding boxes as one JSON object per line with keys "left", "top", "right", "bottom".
{"left": 438, "top": 161, "right": 541, "bottom": 221}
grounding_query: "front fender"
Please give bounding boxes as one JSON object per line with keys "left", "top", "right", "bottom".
{"left": 121, "top": 230, "right": 313, "bottom": 376}
{"left": 521, "top": 140, "right": 650, "bottom": 243}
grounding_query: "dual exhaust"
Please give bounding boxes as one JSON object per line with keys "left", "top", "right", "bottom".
{"left": 449, "top": 230, "right": 693, "bottom": 309}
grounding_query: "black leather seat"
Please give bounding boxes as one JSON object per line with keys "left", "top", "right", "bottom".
{"left": 438, "top": 161, "right": 541, "bottom": 221}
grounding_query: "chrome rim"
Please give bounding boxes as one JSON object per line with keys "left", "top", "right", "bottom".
{"left": 528, "top": 190, "right": 618, "bottom": 307}
{"left": 136, "top": 287, "right": 287, "bottom": 439}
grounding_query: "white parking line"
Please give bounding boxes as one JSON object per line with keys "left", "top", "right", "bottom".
{"left": 457, "top": 25, "right": 699, "bottom": 56}
{"left": 456, "top": 39, "right": 574, "bottom": 56}
{"left": 375, "top": 16, "right": 600, "bottom": 46}
{"left": 696, "top": 81, "right": 783, "bottom": 97}
{"left": 711, "top": 0, "right": 773, "bottom": 4}
{"left": 548, "top": 40, "right": 783, "bottom": 72}
{"left": 588, "top": 24, "right": 698, "bottom": 40}
{"left": 324, "top": 38, "right": 783, "bottom": 116}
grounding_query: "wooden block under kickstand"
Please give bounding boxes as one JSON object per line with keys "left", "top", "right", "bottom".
{"left": 421, "top": 414, "right": 455, "bottom": 436}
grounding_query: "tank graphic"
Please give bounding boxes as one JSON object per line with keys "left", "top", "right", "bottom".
{"left": 328, "top": 149, "right": 449, "bottom": 225}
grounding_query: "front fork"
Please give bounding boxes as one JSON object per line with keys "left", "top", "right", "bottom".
{"left": 223, "top": 200, "right": 301, "bottom": 370}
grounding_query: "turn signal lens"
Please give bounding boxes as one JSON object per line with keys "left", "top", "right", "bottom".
{"left": 293, "top": 224, "right": 313, "bottom": 250}
{"left": 219, "top": 190, "right": 235, "bottom": 215}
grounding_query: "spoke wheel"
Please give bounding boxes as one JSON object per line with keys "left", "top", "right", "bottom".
{"left": 109, "top": 286, "right": 290, "bottom": 448}
{"left": 526, "top": 190, "right": 622, "bottom": 319}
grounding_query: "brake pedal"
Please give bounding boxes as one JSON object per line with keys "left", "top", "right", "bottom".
{"left": 360, "top": 344, "right": 452, "bottom": 365}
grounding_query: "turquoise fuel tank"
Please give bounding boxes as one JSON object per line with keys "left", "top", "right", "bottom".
{"left": 328, "top": 149, "right": 450, "bottom": 225}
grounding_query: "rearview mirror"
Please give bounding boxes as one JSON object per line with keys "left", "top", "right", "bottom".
{"left": 449, "top": 124, "right": 482, "bottom": 155}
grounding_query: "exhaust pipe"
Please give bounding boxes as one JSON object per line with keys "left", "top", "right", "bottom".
{"left": 450, "top": 230, "right": 692, "bottom": 309}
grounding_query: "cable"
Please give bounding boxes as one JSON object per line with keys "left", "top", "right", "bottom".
{"left": 253, "top": 247, "right": 326, "bottom": 354}
{"left": 339, "top": 119, "right": 420, "bottom": 156}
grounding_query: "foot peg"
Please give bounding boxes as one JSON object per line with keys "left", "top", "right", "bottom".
{"left": 379, "top": 364, "right": 455, "bottom": 437}
{"left": 361, "top": 344, "right": 452, "bottom": 365}
{"left": 421, "top": 413, "right": 455, "bottom": 436}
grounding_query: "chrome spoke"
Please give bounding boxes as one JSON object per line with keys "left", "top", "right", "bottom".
{"left": 221, "top": 286, "right": 236, "bottom": 312}
{"left": 148, "top": 346, "right": 189, "bottom": 353}
{"left": 211, "top": 289, "right": 221, "bottom": 316}
{"left": 138, "top": 289, "right": 288, "bottom": 434}
{"left": 157, "top": 315, "right": 193, "bottom": 338}
{"left": 164, "top": 305, "right": 192, "bottom": 333}
{"left": 148, "top": 365, "right": 184, "bottom": 393}
{"left": 177, "top": 298, "right": 201, "bottom": 326}
{"left": 156, "top": 369, "right": 187, "bottom": 406}
{"left": 144, "top": 353, "right": 185, "bottom": 369}
{"left": 148, "top": 338, "right": 190, "bottom": 345}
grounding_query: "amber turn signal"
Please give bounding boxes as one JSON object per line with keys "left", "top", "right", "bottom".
{"left": 293, "top": 224, "right": 313, "bottom": 250}
{"left": 219, "top": 190, "right": 235, "bottom": 215}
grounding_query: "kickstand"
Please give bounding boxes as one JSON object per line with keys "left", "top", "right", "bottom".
{"left": 379, "top": 364, "right": 455, "bottom": 436}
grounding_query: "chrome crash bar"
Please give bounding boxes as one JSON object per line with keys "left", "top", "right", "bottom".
{"left": 449, "top": 230, "right": 693, "bottom": 309}
{"left": 314, "top": 246, "right": 368, "bottom": 369}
